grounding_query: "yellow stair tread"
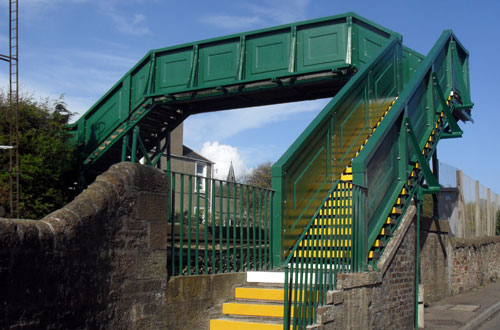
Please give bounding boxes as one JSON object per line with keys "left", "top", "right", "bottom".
{"left": 222, "top": 302, "right": 284, "bottom": 318}
{"left": 308, "top": 228, "right": 352, "bottom": 235}
{"left": 210, "top": 318, "right": 283, "bottom": 330}
{"left": 235, "top": 287, "right": 284, "bottom": 301}
{"left": 314, "top": 218, "right": 352, "bottom": 225}
{"left": 340, "top": 174, "right": 353, "bottom": 181}
{"left": 300, "top": 240, "right": 352, "bottom": 247}
{"left": 294, "top": 250, "right": 351, "bottom": 258}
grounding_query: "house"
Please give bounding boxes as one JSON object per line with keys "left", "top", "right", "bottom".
{"left": 161, "top": 123, "right": 214, "bottom": 219}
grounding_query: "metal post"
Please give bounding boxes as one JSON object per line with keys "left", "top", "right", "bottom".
{"left": 166, "top": 131, "right": 171, "bottom": 177}
{"left": 415, "top": 188, "right": 422, "bottom": 330}
{"left": 475, "top": 180, "right": 480, "bottom": 237}
{"left": 131, "top": 126, "right": 139, "bottom": 163}
{"left": 432, "top": 149, "right": 439, "bottom": 219}
{"left": 456, "top": 170, "right": 464, "bottom": 238}
{"left": 121, "top": 135, "right": 129, "bottom": 162}
{"left": 487, "top": 189, "right": 491, "bottom": 236}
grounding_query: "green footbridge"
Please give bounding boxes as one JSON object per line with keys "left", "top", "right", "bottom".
{"left": 69, "top": 12, "right": 472, "bottom": 329}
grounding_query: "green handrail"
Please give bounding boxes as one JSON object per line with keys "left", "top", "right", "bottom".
{"left": 283, "top": 180, "right": 366, "bottom": 329}
{"left": 167, "top": 171, "right": 274, "bottom": 277}
{"left": 272, "top": 37, "right": 403, "bottom": 265}
{"left": 352, "top": 30, "right": 472, "bottom": 261}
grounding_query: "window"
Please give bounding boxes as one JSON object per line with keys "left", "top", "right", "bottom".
{"left": 196, "top": 162, "right": 207, "bottom": 193}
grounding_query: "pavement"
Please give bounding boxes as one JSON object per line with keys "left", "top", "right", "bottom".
{"left": 424, "top": 281, "right": 500, "bottom": 329}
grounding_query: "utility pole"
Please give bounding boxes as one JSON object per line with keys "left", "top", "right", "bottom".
{"left": 0, "top": 0, "right": 19, "bottom": 218}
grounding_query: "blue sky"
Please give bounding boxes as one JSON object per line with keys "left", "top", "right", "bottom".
{"left": 0, "top": 0, "right": 499, "bottom": 195}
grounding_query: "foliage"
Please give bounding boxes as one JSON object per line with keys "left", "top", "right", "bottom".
{"left": 243, "top": 161, "right": 272, "bottom": 189}
{"left": 496, "top": 209, "right": 500, "bottom": 236}
{"left": 422, "top": 194, "right": 434, "bottom": 218}
{"left": 0, "top": 91, "right": 77, "bottom": 219}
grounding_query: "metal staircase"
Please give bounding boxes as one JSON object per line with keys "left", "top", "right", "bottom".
{"left": 67, "top": 12, "right": 472, "bottom": 329}
{"left": 273, "top": 30, "right": 472, "bottom": 328}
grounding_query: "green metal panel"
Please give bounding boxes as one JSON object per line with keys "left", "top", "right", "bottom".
{"left": 155, "top": 47, "right": 193, "bottom": 92}
{"left": 365, "top": 125, "right": 399, "bottom": 224}
{"left": 199, "top": 40, "right": 240, "bottom": 84}
{"left": 402, "top": 46, "right": 424, "bottom": 86}
{"left": 131, "top": 60, "right": 151, "bottom": 109}
{"left": 71, "top": 12, "right": 403, "bottom": 173}
{"left": 352, "top": 31, "right": 472, "bottom": 253}
{"left": 352, "top": 19, "right": 394, "bottom": 67}
{"left": 296, "top": 22, "right": 347, "bottom": 71}
{"left": 83, "top": 80, "right": 130, "bottom": 152}
{"left": 247, "top": 31, "right": 291, "bottom": 77}
{"left": 272, "top": 37, "right": 400, "bottom": 264}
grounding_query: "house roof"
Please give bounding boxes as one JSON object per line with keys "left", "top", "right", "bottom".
{"left": 182, "top": 145, "right": 213, "bottom": 164}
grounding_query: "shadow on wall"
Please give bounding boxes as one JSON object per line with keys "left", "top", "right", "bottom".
{"left": 0, "top": 162, "right": 170, "bottom": 329}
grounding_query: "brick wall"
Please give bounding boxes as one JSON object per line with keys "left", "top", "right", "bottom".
{"left": 312, "top": 206, "right": 417, "bottom": 329}
{"left": 0, "top": 163, "right": 169, "bottom": 329}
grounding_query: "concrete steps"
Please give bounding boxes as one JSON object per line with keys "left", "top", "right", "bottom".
{"left": 210, "top": 272, "right": 287, "bottom": 330}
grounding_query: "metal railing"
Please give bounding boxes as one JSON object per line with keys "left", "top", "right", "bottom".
{"left": 167, "top": 171, "right": 274, "bottom": 277}
{"left": 283, "top": 181, "right": 365, "bottom": 329}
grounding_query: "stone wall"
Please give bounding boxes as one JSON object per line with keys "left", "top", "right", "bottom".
{"left": 0, "top": 163, "right": 170, "bottom": 329}
{"left": 419, "top": 218, "right": 451, "bottom": 303}
{"left": 419, "top": 218, "right": 500, "bottom": 302}
{"left": 448, "top": 236, "right": 500, "bottom": 294}
{"left": 166, "top": 273, "right": 246, "bottom": 329}
{"left": 311, "top": 206, "right": 417, "bottom": 329}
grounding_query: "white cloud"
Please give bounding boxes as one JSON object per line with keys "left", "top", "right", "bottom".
{"left": 0, "top": 0, "right": 151, "bottom": 36}
{"left": 200, "top": 141, "right": 248, "bottom": 180}
{"left": 0, "top": 0, "right": 89, "bottom": 18}
{"left": 202, "top": 0, "right": 312, "bottom": 30}
{"left": 184, "top": 99, "right": 327, "bottom": 147}
{"left": 94, "top": 0, "right": 152, "bottom": 36}
{"left": 201, "top": 15, "right": 263, "bottom": 30}
{"left": 105, "top": 10, "right": 151, "bottom": 36}
{"left": 242, "top": 0, "right": 311, "bottom": 24}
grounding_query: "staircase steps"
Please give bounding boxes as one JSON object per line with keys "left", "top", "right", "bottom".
{"left": 296, "top": 98, "right": 398, "bottom": 265}
{"left": 210, "top": 273, "right": 289, "bottom": 330}
{"left": 367, "top": 110, "right": 446, "bottom": 262}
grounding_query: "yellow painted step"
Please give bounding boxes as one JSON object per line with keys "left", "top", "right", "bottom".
{"left": 380, "top": 228, "right": 390, "bottom": 236}
{"left": 210, "top": 318, "right": 283, "bottom": 330}
{"left": 223, "top": 302, "right": 285, "bottom": 318}
{"left": 294, "top": 250, "right": 351, "bottom": 258}
{"left": 235, "top": 287, "right": 284, "bottom": 301}
{"left": 391, "top": 207, "right": 402, "bottom": 215}
{"left": 318, "top": 209, "right": 352, "bottom": 216}
{"left": 329, "top": 192, "right": 353, "bottom": 198}
{"left": 344, "top": 167, "right": 352, "bottom": 174}
{"left": 314, "top": 218, "right": 352, "bottom": 225}
{"left": 322, "top": 199, "right": 353, "bottom": 208}
{"left": 300, "top": 239, "right": 352, "bottom": 248}
{"left": 340, "top": 174, "right": 353, "bottom": 181}
{"left": 308, "top": 228, "right": 352, "bottom": 236}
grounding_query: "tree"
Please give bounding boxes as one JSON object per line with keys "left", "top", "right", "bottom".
{"left": 0, "top": 91, "right": 77, "bottom": 219}
{"left": 243, "top": 161, "right": 272, "bottom": 189}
